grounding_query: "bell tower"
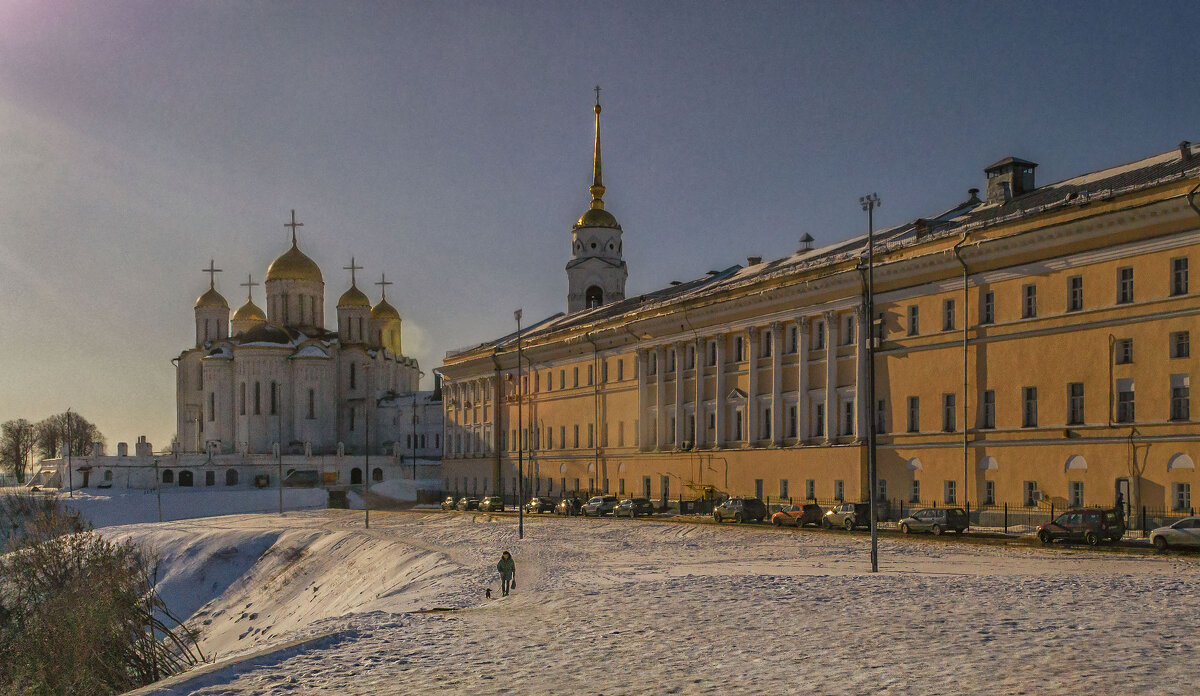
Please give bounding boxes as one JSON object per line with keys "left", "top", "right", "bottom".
{"left": 567, "top": 87, "right": 627, "bottom": 313}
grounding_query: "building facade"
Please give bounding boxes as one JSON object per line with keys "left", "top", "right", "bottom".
{"left": 439, "top": 115, "right": 1200, "bottom": 521}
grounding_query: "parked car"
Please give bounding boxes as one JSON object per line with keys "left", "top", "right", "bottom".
{"left": 1036, "top": 508, "right": 1125, "bottom": 545}
{"left": 823, "top": 502, "right": 872, "bottom": 530}
{"left": 614, "top": 498, "right": 656, "bottom": 518}
{"left": 556, "top": 498, "right": 583, "bottom": 516}
{"left": 478, "top": 496, "right": 504, "bottom": 512}
{"left": 713, "top": 497, "right": 768, "bottom": 523}
{"left": 1149, "top": 516, "right": 1200, "bottom": 551}
{"left": 898, "top": 507, "right": 968, "bottom": 536}
{"left": 581, "top": 495, "right": 619, "bottom": 516}
{"left": 455, "top": 497, "right": 480, "bottom": 511}
{"left": 771, "top": 503, "right": 825, "bottom": 527}
{"left": 524, "top": 497, "right": 556, "bottom": 514}
{"left": 441, "top": 496, "right": 457, "bottom": 511}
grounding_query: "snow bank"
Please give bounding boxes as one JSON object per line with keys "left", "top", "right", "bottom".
{"left": 63, "top": 488, "right": 327, "bottom": 529}
{"left": 365, "top": 477, "right": 442, "bottom": 502}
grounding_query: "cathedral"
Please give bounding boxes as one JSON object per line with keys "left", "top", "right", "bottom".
{"left": 175, "top": 213, "right": 435, "bottom": 459}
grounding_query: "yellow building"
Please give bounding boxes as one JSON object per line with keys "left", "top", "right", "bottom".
{"left": 439, "top": 108, "right": 1200, "bottom": 524}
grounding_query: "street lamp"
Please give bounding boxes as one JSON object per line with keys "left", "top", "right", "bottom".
{"left": 65, "top": 408, "right": 74, "bottom": 498}
{"left": 515, "top": 308, "right": 524, "bottom": 540}
{"left": 860, "top": 192, "right": 881, "bottom": 574}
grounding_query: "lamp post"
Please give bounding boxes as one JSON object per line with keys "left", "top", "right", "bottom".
{"left": 276, "top": 381, "right": 283, "bottom": 516}
{"left": 515, "top": 308, "right": 524, "bottom": 540}
{"left": 860, "top": 192, "right": 881, "bottom": 574}
{"left": 364, "top": 392, "right": 370, "bottom": 530}
{"left": 65, "top": 408, "right": 73, "bottom": 498}
{"left": 154, "top": 457, "right": 162, "bottom": 523}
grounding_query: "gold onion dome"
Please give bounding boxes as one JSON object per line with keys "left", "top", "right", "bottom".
{"left": 576, "top": 207, "right": 620, "bottom": 228}
{"left": 338, "top": 284, "right": 371, "bottom": 308}
{"left": 232, "top": 299, "right": 266, "bottom": 321}
{"left": 266, "top": 242, "right": 323, "bottom": 283}
{"left": 195, "top": 287, "right": 229, "bottom": 309}
{"left": 370, "top": 298, "right": 401, "bottom": 321}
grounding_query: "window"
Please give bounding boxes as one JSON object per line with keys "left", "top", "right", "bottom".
{"left": 307, "top": 389, "right": 315, "bottom": 419}
{"left": 842, "top": 314, "right": 855, "bottom": 345}
{"left": 834, "top": 480, "right": 844, "bottom": 501}
{"left": 239, "top": 383, "right": 246, "bottom": 416}
{"left": 762, "top": 330, "right": 772, "bottom": 357}
{"left": 617, "top": 359, "right": 624, "bottom": 381}
{"left": 875, "top": 399, "right": 886, "bottom": 434}
{"left": 755, "top": 479, "right": 764, "bottom": 499}
{"left": 1172, "top": 257, "right": 1189, "bottom": 296}
{"left": 708, "top": 341, "right": 717, "bottom": 366}
{"left": 841, "top": 399, "right": 854, "bottom": 437}
{"left": 573, "top": 425, "right": 580, "bottom": 448}
{"left": 780, "top": 479, "right": 789, "bottom": 499}
{"left": 814, "top": 403, "right": 825, "bottom": 438}
{"left": 984, "top": 480, "right": 995, "bottom": 505}
{"left": 667, "top": 349, "right": 676, "bottom": 373}
{"left": 1067, "top": 276, "right": 1083, "bottom": 312}
{"left": 734, "top": 336, "right": 745, "bottom": 362}
{"left": 910, "top": 480, "right": 920, "bottom": 504}
{"left": 788, "top": 326, "right": 799, "bottom": 354}
{"left": 349, "top": 407, "right": 356, "bottom": 432}
{"left": 1117, "top": 267, "right": 1134, "bottom": 304}
{"left": 877, "top": 479, "right": 887, "bottom": 500}
{"left": 350, "top": 363, "right": 357, "bottom": 389}
{"left": 805, "top": 479, "right": 815, "bottom": 500}
{"left": 588, "top": 423, "right": 594, "bottom": 448}
{"left": 981, "top": 292, "right": 995, "bottom": 325}
{"left": 981, "top": 390, "right": 996, "bottom": 429}
{"left": 1173, "top": 482, "right": 1192, "bottom": 512}
{"left": 1021, "top": 387, "right": 1038, "bottom": 427}
{"left": 560, "top": 369, "right": 566, "bottom": 388}
{"left": 733, "top": 409, "right": 744, "bottom": 441}
{"left": 685, "top": 345, "right": 695, "bottom": 370}
{"left": 1115, "top": 338, "right": 1133, "bottom": 364}
{"left": 270, "top": 382, "right": 278, "bottom": 415}
{"left": 906, "top": 396, "right": 920, "bottom": 433}
{"left": 617, "top": 421, "right": 625, "bottom": 447}
{"left": 1024, "top": 481, "right": 1039, "bottom": 506}
{"left": 1070, "top": 481, "right": 1084, "bottom": 508}
{"left": 1022, "top": 284, "right": 1037, "bottom": 318}
{"left": 943, "top": 299, "right": 956, "bottom": 331}
{"left": 1067, "top": 383, "right": 1085, "bottom": 425}
{"left": 942, "top": 393, "right": 956, "bottom": 432}
{"left": 1116, "top": 379, "right": 1135, "bottom": 423}
{"left": 1171, "top": 375, "right": 1190, "bottom": 421}
{"left": 907, "top": 306, "right": 919, "bottom": 336}
{"left": 573, "top": 367, "right": 579, "bottom": 387}
{"left": 787, "top": 405, "right": 798, "bottom": 438}
{"left": 762, "top": 406, "right": 772, "bottom": 440}
{"left": 587, "top": 364, "right": 594, "bottom": 385}
{"left": 618, "top": 478, "right": 625, "bottom": 495}
{"left": 944, "top": 480, "right": 957, "bottom": 505}
{"left": 253, "top": 382, "right": 261, "bottom": 415}
{"left": 814, "top": 322, "right": 825, "bottom": 350}
{"left": 1171, "top": 331, "right": 1190, "bottom": 359}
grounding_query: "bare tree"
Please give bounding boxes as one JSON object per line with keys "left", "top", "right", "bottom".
{"left": 0, "top": 420, "right": 35, "bottom": 484}
{"left": 34, "top": 411, "right": 105, "bottom": 460}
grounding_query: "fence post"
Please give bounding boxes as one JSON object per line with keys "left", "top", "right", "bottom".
{"left": 899, "top": 499, "right": 904, "bottom": 520}
{"left": 1004, "top": 502, "right": 1008, "bottom": 534}
{"left": 1049, "top": 502, "right": 1054, "bottom": 524}
{"left": 1141, "top": 506, "right": 1147, "bottom": 537}
{"left": 965, "top": 501, "right": 970, "bottom": 531}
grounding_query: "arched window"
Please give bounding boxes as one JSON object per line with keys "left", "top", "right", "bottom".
{"left": 162, "top": 469, "right": 174, "bottom": 484}
{"left": 373, "top": 467, "right": 383, "bottom": 482}
{"left": 351, "top": 467, "right": 363, "bottom": 485}
{"left": 585, "top": 286, "right": 604, "bottom": 309}
{"left": 226, "top": 469, "right": 239, "bottom": 486}
{"left": 350, "top": 363, "right": 357, "bottom": 389}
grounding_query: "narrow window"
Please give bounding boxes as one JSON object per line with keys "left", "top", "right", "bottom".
{"left": 1070, "top": 481, "right": 1084, "bottom": 508}
{"left": 1172, "top": 257, "right": 1189, "bottom": 296}
{"left": 980, "top": 292, "right": 995, "bottom": 325}
{"left": 254, "top": 382, "right": 261, "bottom": 415}
{"left": 573, "top": 425, "right": 579, "bottom": 448}
{"left": 1022, "top": 284, "right": 1037, "bottom": 319}
{"left": 708, "top": 341, "right": 717, "bottom": 366}
{"left": 587, "top": 364, "right": 594, "bottom": 385}
{"left": 270, "top": 382, "right": 278, "bottom": 415}
{"left": 734, "top": 336, "right": 745, "bottom": 362}
{"left": 1117, "top": 267, "right": 1134, "bottom": 304}
{"left": 841, "top": 399, "right": 854, "bottom": 437}
{"left": 1021, "top": 387, "right": 1038, "bottom": 427}
{"left": 617, "top": 359, "right": 624, "bottom": 381}
{"left": 907, "top": 396, "right": 920, "bottom": 433}
{"left": 307, "top": 388, "right": 315, "bottom": 419}
{"left": 805, "top": 479, "right": 815, "bottom": 500}
{"left": 907, "top": 306, "right": 919, "bottom": 336}
{"left": 942, "top": 393, "right": 956, "bottom": 432}
{"left": 667, "top": 349, "right": 676, "bottom": 373}
{"left": 814, "top": 403, "right": 825, "bottom": 438}
{"left": 1116, "top": 379, "right": 1135, "bottom": 423}
{"left": 944, "top": 480, "right": 957, "bottom": 505}
{"left": 788, "top": 326, "right": 798, "bottom": 354}
{"left": 875, "top": 399, "right": 886, "bottom": 434}
{"left": 984, "top": 480, "right": 995, "bottom": 505}
{"left": 814, "top": 322, "right": 825, "bottom": 350}
{"left": 1067, "top": 383, "right": 1085, "bottom": 425}
{"left": 350, "top": 363, "right": 357, "bottom": 389}
{"left": 240, "top": 383, "right": 246, "bottom": 416}
{"left": 762, "top": 331, "right": 772, "bottom": 357}
{"left": 1115, "top": 338, "right": 1134, "bottom": 364}
{"left": 1024, "top": 481, "right": 1039, "bottom": 506}
{"left": 942, "top": 299, "right": 956, "bottom": 331}
{"left": 588, "top": 423, "right": 594, "bottom": 448}
{"left": 1173, "top": 482, "right": 1192, "bottom": 512}
{"left": 842, "top": 314, "right": 855, "bottom": 345}
{"left": 788, "top": 405, "right": 798, "bottom": 438}
{"left": 573, "top": 367, "right": 579, "bottom": 387}
{"left": 834, "top": 480, "right": 844, "bottom": 501}
{"left": 1171, "top": 331, "right": 1190, "bottom": 359}
{"left": 1171, "top": 375, "right": 1190, "bottom": 421}
{"left": 981, "top": 390, "right": 996, "bottom": 429}
{"left": 910, "top": 480, "right": 921, "bottom": 504}
{"left": 208, "top": 392, "right": 215, "bottom": 422}
{"left": 1067, "top": 276, "right": 1083, "bottom": 312}
{"left": 780, "top": 479, "right": 789, "bottom": 499}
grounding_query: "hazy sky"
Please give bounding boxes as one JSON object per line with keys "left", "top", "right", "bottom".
{"left": 2, "top": 1, "right": 1199, "bottom": 450}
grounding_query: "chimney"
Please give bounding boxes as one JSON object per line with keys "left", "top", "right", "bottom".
{"left": 984, "top": 157, "right": 1038, "bottom": 204}
{"left": 746, "top": 256, "right": 762, "bottom": 266}
{"left": 1181, "top": 141, "right": 1193, "bottom": 162}
{"left": 135, "top": 437, "right": 152, "bottom": 457}
{"left": 967, "top": 188, "right": 981, "bottom": 204}
{"left": 117, "top": 442, "right": 128, "bottom": 457}
{"left": 798, "top": 233, "right": 815, "bottom": 252}
{"left": 913, "top": 218, "right": 930, "bottom": 239}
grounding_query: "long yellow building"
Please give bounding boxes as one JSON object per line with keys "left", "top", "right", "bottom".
{"left": 439, "top": 106, "right": 1200, "bottom": 524}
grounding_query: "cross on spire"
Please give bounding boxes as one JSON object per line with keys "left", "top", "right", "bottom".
{"left": 375, "top": 273, "right": 393, "bottom": 300}
{"left": 202, "top": 259, "right": 223, "bottom": 288}
{"left": 343, "top": 257, "right": 363, "bottom": 287}
{"left": 240, "top": 273, "right": 258, "bottom": 301}
{"left": 594, "top": 84, "right": 601, "bottom": 107}
{"left": 284, "top": 209, "right": 304, "bottom": 246}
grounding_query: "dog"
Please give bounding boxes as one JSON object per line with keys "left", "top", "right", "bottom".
{"left": 485, "top": 588, "right": 492, "bottom": 600}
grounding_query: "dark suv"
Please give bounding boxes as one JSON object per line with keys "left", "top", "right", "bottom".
{"left": 898, "top": 507, "right": 968, "bottom": 535}
{"left": 524, "top": 497, "right": 556, "bottom": 514}
{"left": 1037, "top": 508, "right": 1125, "bottom": 546}
{"left": 581, "top": 495, "right": 619, "bottom": 516}
{"left": 713, "top": 497, "right": 768, "bottom": 523}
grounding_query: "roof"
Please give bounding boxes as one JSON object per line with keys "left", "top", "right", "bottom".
{"left": 446, "top": 143, "right": 1200, "bottom": 362}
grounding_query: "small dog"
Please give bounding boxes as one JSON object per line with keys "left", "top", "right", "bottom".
{"left": 485, "top": 588, "right": 492, "bottom": 599}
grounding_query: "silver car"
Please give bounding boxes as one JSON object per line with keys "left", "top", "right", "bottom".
{"left": 1149, "top": 516, "right": 1200, "bottom": 551}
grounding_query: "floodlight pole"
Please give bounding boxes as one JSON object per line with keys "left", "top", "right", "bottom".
{"left": 860, "top": 193, "right": 881, "bottom": 573}
{"left": 515, "top": 309, "right": 524, "bottom": 540}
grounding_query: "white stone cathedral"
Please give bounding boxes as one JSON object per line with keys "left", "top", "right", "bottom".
{"left": 175, "top": 213, "right": 435, "bottom": 459}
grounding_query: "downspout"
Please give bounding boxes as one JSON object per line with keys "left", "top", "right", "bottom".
{"left": 585, "top": 331, "right": 603, "bottom": 490}
{"left": 952, "top": 234, "right": 970, "bottom": 520}
{"left": 490, "top": 348, "right": 503, "bottom": 496}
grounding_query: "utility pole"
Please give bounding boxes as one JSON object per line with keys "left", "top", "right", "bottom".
{"left": 860, "top": 193, "right": 881, "bottom": 573}
{"left": 277, "top": 381, "right": 283, "bottom": 516}
{"left": 515, "top": 309, "right": 524, "bottom": 540}
{"left": 65, "top": 408, "right": 73, "bottom": 498}
{"left": 411, "top": 394, "right": 418, "bottom": 480}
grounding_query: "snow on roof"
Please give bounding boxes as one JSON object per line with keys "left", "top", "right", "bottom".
{"left": 292, "top": 345, "right": 330, "bottom": 359}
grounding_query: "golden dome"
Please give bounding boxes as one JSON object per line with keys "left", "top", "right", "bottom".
{"left": 195, "top": 287, "right": 229, "bottom": 309}
{"left": 266, "top": 243, "right": 323, "bottom": 283}
{"left": 338, "top": 284, "right": 371, "bottom": 308}
{"left": 575, "top": 207, "right": 620, "bottom": 229}
{"left": 232, "top": 300, "right": 266, "bottom": 322}
{"left": 371, "top": 298, "right": 401, "bottom": 321}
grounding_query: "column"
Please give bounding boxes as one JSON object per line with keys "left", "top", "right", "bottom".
{"left": 694, "top": 337, "right": 705, "bottom": 448}
{"left": 714, "top": 334, "right": 726, "bottom": 447}
{"left": 674, "top": 341, "right": 686, "bottom": 448}
{"left": 770, "top": 321, "right": 783, "bottom": 446}
{"left": 824, "top": 310, "right": 838, "bottom": 443}
{"left": 655, "top": 345, "right": 666, "bottom": 450}
{"left": 746, "top": 329, "right": 758, "bottom": 445}
{"left": 637, "top": 349, "right": 648, "bottom": 451}
{"left": 855, "top": 305, "right": 868, "bottom": 441}
{"left": 797, "top": 318, "right": 810, "bottom": 443}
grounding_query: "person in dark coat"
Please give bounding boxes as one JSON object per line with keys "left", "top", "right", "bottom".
{"left": 497, "top": 551, "right": 516, "bottom": 596}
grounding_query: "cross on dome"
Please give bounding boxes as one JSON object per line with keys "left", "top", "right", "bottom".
{"left": 203, "top": 259, "right": 223, "bottom": 288}
{"left": 240, "top": 273, "right": 258, "bottom": 300}
{"left": 344, "top": 257, "right": 363, "bottom": 287}
{"left": 375, "top": 273, "right": 393, "bottom": 300}
{"left": 284, "top": 209, "right": 304, "bottom": 246}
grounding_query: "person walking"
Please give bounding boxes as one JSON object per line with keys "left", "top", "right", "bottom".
{"left": 497, "top": 550, "right": 516, "bottom": 596}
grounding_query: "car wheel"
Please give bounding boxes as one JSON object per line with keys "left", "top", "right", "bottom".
{"left": 844, "top": 518, "right": 854, "bottom": 531}
{"left": 822, "top": 518, "right": 831, "bottom": 529}
{"left": 900, "top": 523, "right": 910, "bottom": 535}
{"left": 1038, "top": 530, "right": 1052, "bottom": 545}
{"left": 733, "top": 513, "right": 744, "bottom": 524}
{"left": 931, "top": 524, "right": 942, "bottom": 536}
{"left": 1154, "top": 536, "right": 1168, "bottom": 552}
{"left": 773, "top": 517, "right": 782, "bottom": 527}
{"left": 1084, "top": 531, "right": 1100, "bottom": 546}
{"left": 713, "top": 513, "right": 721, "bottom": 523}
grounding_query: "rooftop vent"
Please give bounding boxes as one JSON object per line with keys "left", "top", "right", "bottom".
{"left": 913, "top": 218, "right": 930, "bottom": 239}
{"left": 984, "top": 157, "right": 1038, "bottom": 204}
{"left": 747, "top": 256, "right": 763, "bottom": 266}
{"left": 1182, "top": 141, "right": 1193, "bottom": 162}
{"left": 798, "top": 233, "right": 815, "bottom": 252}
{"left": 967, "top": 188, "right": 981, "bottom": 204}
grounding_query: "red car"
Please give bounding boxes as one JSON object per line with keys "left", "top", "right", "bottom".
{"left": 771, "top": 503, "right": 825, "bottom": 527}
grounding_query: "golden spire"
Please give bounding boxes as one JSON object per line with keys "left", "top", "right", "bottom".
{"left": 589, "top": 85, "right": 605, "bottom": 210}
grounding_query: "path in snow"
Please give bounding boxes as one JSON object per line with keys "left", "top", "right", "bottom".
{"left": 121, "top": 511, "right": 1200, "bottom": 695}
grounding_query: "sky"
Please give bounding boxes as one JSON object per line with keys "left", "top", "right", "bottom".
{"left": 2, "top": 1, "right": 1199, "bottom": 450}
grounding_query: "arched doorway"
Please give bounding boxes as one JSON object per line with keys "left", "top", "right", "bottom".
{"left": 162, "top": 470, "right": 174, "bottom": 484}
{"left": 585, "top": 285, "right": 604, "bottom": 309}
{"left": 372, "top": 467, "right": 383, "bottom": 482}
{"left": 178, "top": 470, "right": 194, "bottom": 487}
{"left": 351, "top": 467, "right": 363, "bottom": 485}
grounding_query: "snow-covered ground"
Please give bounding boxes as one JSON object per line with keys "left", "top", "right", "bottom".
{"left": 116, "top": 511, "right": 1200, "bottom": 695}
{"left": 60, "top": 488, "right": 328, "bottom": 529}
